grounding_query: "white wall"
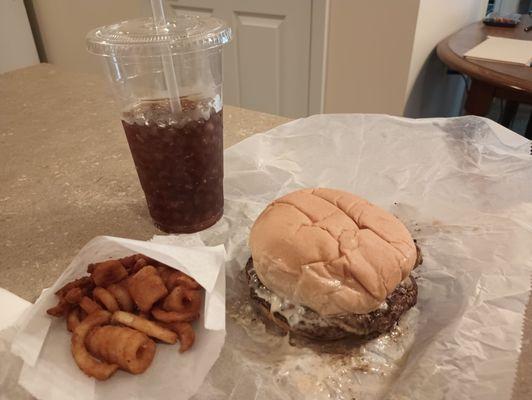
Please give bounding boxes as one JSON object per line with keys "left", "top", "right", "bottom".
{"left": 322, "top": 0, "right": 489, "bottom": 117}
{"left": 323, "top": 0, "right": 420, "bottom": 115}
{"left": 0, "top": 0, "right": 39, "bottom": 74}
{"left": 403, "top": 0, "right": 488, "bottom": 117}
{"left": 29, "top": 0, "right": 149, "bottom": 74}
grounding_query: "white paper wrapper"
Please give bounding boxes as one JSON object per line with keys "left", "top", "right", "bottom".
{"left": 155, "top": 115, "right": 531, "bottom": 400}
{"left": 0, "top": 289, "right": 30, "bottom": 332}
{"left": 3, "top": 114, "right": 532, "bottom": 400}
{"left": 10, "top": 236, "right": 226, "bottom": 400}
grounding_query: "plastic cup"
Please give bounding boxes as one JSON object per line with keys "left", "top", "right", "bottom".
{"left": 86, "top": 16, "right": 231, "bottom": 233}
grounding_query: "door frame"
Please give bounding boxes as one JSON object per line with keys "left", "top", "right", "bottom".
{"left": 308, "top": 0, "right": 329, "bottom": 115}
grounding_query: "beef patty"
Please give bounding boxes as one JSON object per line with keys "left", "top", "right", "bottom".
{"left": 246, "top": 245, "right": 421, "bottom": 341}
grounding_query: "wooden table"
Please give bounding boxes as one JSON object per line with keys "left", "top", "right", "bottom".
{"left": 437, "top": 14, "right": 532, "bottom": 137}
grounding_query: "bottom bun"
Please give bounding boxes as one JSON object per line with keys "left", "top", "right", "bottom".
{"left": 246, "top": 257, "right": 418, "bottom": 341}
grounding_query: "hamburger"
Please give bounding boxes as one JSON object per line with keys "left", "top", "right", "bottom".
{"left": 246, "top": 188, "right": 422, "bottom": 341}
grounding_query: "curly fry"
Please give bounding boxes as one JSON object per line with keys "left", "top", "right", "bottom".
{"left": 85, "top": 325, "right": 112, "bottom": 361}
{"left": 79, "top": 296, "right": 102, "bottom": 315}
{"left": 93, "top": 287, "right": 120, "bottom": 312}
{"left": 86, "top": 326, "right": 155, "bottom": 374}
{"left": 156, "top": 266, "right": 175, "bottom": 286}
{"left": 127, "top": 266, "right": 168, "bottom": 312}
{"left": 120, "top": 254, "right": 157, "bottom": 271}
{"left": 171, "top": 274, "right": 202, "bottom": 290}
{"left": 55, "top": 276, "right": 93, "bottom": 297}
{"left": 160, "top": 321, "right": 195, "bottom": 353}
{"left": 64, "top": 287, "right": 86, "bottom": 304}
{"left": 156, "top": 266, "right": 198, "bottom": 287}
{"left": 151, "top": 307, "right": 199, "bottom": 323}
{"left": 71, "top": 310, "right": 118, "bottom": 380}
{"left": 46, "top": 298, "right": 71, "bottom": 317}
{"left": 138, "top": 311, "right": 151, "bottom": 320}
{"left": 91, "top": 260, "right": 128, "bottom": 287}
{"left": 107, "top": 284, "right": 134, "bottom": 312}
{"left": 66, "top": 308, "right": 81, "bottom": 332}
{"left": 111, "top": 311, "right": 177, "bottom": 344}
{"left": 117, "top": 254, "right": 142, "bottom": 271}
{"left": 164, "top": 270, "right": 201, "bottom": 291}
{"left": 163, "top": 286, "right": 202, "bottom": 314}
{"left": 131, "top": 257, "right": 149, "bottom": 274}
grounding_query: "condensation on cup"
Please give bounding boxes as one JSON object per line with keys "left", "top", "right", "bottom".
{"left": 87, "top": 16, "right": 232, "bottom": 233}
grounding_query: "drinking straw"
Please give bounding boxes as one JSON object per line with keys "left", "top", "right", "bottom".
{"left": 151, "top": 0, "right": 182, "bottom": 113}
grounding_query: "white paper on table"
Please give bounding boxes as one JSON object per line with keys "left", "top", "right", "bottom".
{"left": 9, "top": 235, "right": 226, "bottom": 400}
{"left": 149, "top": 115, "right": 531, "bottom": 400}
{"left": 0, "top": 288, "right": 31, "bottom": 332}
{"left": 3, "top": 114, "right": 532, "bottom": 400}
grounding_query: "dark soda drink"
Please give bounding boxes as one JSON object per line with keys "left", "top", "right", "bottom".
{"left": 121, "top": 99, "right": 223, "bottom": 233}
{"left": 87, "top": 14, "right": 232, "bottom": 232}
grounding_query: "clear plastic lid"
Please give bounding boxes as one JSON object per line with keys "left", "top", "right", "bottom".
{"left": 86, "top": 15, "right": 231, "bottom": 57}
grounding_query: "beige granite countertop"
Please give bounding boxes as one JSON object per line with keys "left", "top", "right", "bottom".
{"left": 0, "top": 64, "right": 529, "bottom": 399}
{"left": 0, "top": 63, "right": 289, "bottom": 302}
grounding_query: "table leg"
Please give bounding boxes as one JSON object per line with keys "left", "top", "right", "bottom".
{"left": 464, "top": 79, "right": 495, "bottom": 116}
{"left": 526, "top": 112, "right": 532, "bottom": 140}
{"left": 500, "top": 101, "right": 519, "bottom": 128}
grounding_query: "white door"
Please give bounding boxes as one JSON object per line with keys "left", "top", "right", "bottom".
{"left": 169, "top": 0, "right": 312, "bottom": 118}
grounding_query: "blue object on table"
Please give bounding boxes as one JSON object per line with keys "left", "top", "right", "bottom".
{"left": 483, "top": 12, "right": 521, "bottom": 27}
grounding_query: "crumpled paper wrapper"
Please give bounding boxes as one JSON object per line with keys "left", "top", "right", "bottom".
{"left": 9, "top": 236, "right": 226, "bottom": 400}
{"left": 165, "top": 115, "right": 530, "bottom": 400}
{"left": 3, "top": 114, "right": 531, "bottom": 400}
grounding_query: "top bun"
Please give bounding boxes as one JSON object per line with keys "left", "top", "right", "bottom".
{"left": 249, "top": 188, "right": 417, "bottom": 316}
